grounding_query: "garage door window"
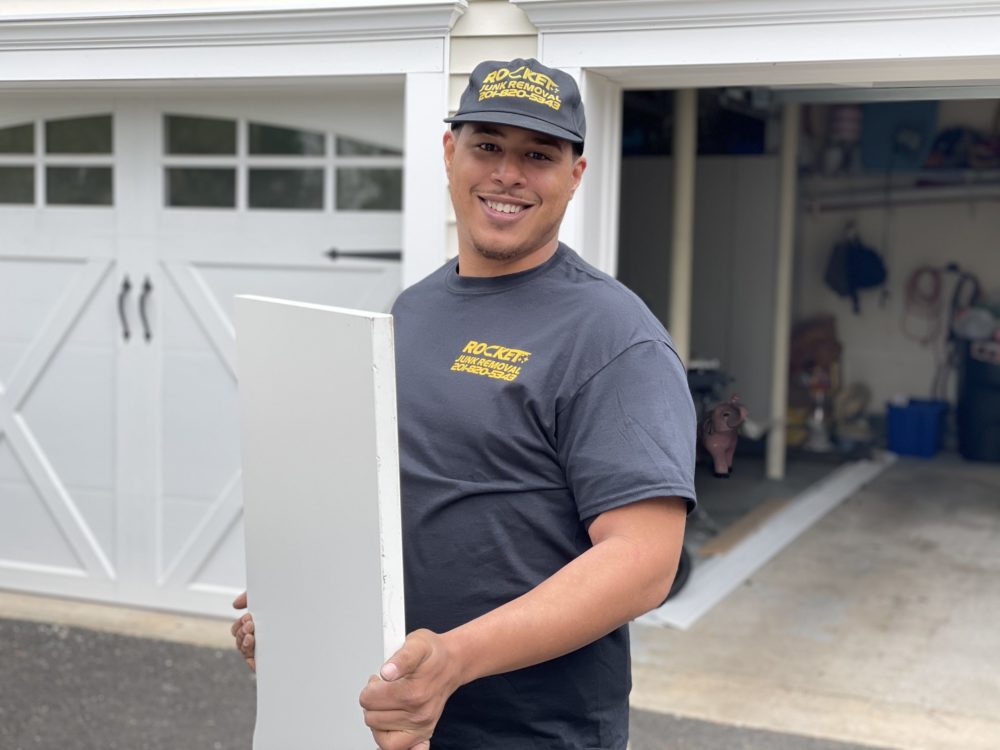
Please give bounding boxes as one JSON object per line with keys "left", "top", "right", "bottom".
{"left": 0, "top": 115, "right": 114, "bottom": 206}
{"left": 335, "top": 136, "right": 402, "bottom": 211}
{"left": 163, "top": 114, "right": 402, "bottom": 212}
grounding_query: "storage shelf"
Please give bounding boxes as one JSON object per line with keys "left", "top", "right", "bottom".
{"left": 800, "top": 168, "right": 1000, "bottom": 212}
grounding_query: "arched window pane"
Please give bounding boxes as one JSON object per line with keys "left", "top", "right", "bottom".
{"left": 165, "top": 115, "right": 236, "bottom": 155}
{"left": 249, "top": 123, "right": 325, "bottom": 156}
{"left": 336, "top": 137, "right": 402, "bottom": 156}
{"left": 0, "top": 123, "right": 34, "bottom": 154}
{"left": 45, "top": 115, "right": 112, "bottom": 154}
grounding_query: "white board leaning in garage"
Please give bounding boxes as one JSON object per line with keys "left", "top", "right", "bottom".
{"left": 234, "top": 296, "right": 405, "bottom": 749}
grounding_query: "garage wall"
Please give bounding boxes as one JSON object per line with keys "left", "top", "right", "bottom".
{"left": 618, "top": 155, "right": 778, "bottom": 421}
{"left": 445, "top": 0, "right": 538, "bottom": 258}
{"left": 794, "top": 99, "right": 1000, "bottom": 410}
{"left": 795, "top": 199, "right": 1000, "bottom": 409}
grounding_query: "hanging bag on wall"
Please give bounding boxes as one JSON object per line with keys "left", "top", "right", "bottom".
{"left": 824, "top": 222, "right": 888, "bottom": 314}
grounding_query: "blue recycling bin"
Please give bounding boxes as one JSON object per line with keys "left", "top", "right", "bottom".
{"left": 886, "top": 398, "right": 948, "bottom": 458}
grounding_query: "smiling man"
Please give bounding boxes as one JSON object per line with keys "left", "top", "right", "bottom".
{"left": 233, "top": 58, "right": 696, "bottom": 750}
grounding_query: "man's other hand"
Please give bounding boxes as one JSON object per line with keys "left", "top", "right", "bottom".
{"left": 359, "top": 629, "right": 464, "bottom": 750}
{"left": 231, "top": 590, "right": 256, "bottom": 672}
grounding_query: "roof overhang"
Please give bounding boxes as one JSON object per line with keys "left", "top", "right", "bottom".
{"left": 0, "top": 1, "right": 467, "bottom": 82}
{"left": 512, "top": 0, "right": 1000, "bottom": 89}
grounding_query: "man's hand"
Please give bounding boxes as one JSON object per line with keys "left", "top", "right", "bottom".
{"left": 359, "top": 629, "right": 464, "bottom": 750}
{"left": 230, "top": 591, "right": 256, "bottom": 672}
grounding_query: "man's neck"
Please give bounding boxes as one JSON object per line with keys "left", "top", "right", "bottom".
{"left": 456, "top": 237, "right": 560, "bottom": 278}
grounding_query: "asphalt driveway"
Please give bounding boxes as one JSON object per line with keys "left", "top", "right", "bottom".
{"left": 0, "top": 617, "right": 884, "bottom": 750}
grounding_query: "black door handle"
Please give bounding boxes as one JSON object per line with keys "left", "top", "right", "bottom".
{"left": 118, "top": 275, "right": 132, "bottom": 342}
{"left": 326, "top": 248, "right": 402, "bottom": 261}
{"left": 139, "top": 276, "right": 153, "bottom": 342}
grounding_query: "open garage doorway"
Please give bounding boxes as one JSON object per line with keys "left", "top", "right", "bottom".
{"left": 614, "top": 85, "right": 1000, "bottom": 626}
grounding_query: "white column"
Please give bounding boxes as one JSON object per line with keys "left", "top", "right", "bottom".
{"left": 766, "top": 103, "right": 801, "bottom": 480}
{"left": 669, "top": 88, "right": 697, "bottom": 364}
{"left": 403, "top": 71, "right": 449, "bottom": 289}
{"left": 556, "top": 67, "right": 623, "bottom": 275}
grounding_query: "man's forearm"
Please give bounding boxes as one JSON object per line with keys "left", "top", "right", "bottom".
{"left": 441, "top": 497, "right": 686, "bottom": 688}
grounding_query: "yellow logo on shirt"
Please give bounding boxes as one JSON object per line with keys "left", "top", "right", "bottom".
{"left": 450, "top": 340, "right": 531, "bottom": 382}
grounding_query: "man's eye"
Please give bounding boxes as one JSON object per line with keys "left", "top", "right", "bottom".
{"left": 528, "top": 152, "right": 552, "bottom": 161}
{"left": 478, "top": 142, "right": 500, "bottom": 152}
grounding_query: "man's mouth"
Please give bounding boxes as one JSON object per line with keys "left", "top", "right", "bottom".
{"left": 479, "top": 196, "right": 532, "bottom": 218}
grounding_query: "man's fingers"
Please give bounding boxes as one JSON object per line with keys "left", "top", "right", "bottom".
{"left": 371, "top": 729, "right": 429, "bottom": 750}
{"left": 232, "top": 590, "right": 248, "bottom": 609}
{"left": 363, "top": 708, "right": 428, "bottom": 732}
{"left": 380, "top": 632, "right": 432, "bottom": 681}
{"left": 241, "top": 633, "right": 255, "bottom": 657}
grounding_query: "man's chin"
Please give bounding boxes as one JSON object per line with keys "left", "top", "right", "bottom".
{"left": 474, "top": 244, "right": 528, "bottom": 262}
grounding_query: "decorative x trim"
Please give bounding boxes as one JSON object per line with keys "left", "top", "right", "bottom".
{"left": 0, "top": 258, "right": 116, "bottom": 580}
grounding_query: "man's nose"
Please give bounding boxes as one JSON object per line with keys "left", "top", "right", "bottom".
{"left": 492, "top": 155, "right": 526, "bottom": 187}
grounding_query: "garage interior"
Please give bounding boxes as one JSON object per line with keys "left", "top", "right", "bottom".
{"left": 616, "top": 87, "right": 1000, "bottom": 748}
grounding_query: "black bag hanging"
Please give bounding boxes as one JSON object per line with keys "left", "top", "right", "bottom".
{"left": 824, "top": 223, "right": 888, "bottom": 314}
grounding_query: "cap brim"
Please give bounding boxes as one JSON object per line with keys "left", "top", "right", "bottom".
{"left": 443, "top": 110, "right": 583, "bottom": 144}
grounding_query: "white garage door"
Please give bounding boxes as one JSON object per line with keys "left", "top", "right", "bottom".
{"left": 0, "top": 83, "right": 404, "bottom": 616}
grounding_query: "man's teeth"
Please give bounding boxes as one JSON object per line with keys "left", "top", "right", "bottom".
{"left": 485, "top": 200, "right": 525, "bottom": 214}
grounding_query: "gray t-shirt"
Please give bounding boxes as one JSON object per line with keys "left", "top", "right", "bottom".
{"left": 391, "top": 243, "right": 696, "bottom": 750}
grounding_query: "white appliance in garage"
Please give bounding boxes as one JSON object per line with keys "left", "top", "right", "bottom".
{"left": 0, "top": 83, "right": 404, "bottom": 616}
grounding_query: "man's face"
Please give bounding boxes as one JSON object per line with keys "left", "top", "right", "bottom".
{"left": 443, "top": 122, "right": 586, "bottom": 267}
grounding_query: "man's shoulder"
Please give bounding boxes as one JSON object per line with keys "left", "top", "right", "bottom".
{"left": 391, "top": 257, "right": 455, "bottom": 313}
{"left": 555, "top": 246, "right": 673, "bottom": 347}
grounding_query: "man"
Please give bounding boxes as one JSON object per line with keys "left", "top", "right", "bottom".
{"left": 232, "top": 58, "right": 696, "bottom": 750}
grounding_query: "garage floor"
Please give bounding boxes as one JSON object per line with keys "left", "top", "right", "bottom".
{"left": 630, "top": 454, "right": 1000, "bottom": 750}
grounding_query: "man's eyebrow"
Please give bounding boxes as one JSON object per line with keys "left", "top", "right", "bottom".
{"left": 470, "top": 124, "right": 505, "bottom": 138}
{"left": 529, "top": 134, "right": 562, "bottom": 150}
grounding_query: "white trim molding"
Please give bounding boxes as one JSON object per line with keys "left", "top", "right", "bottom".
{"left": 512, "top": 0, "right": 1000, "bottom": 33}
{"left": 0, "top": 2, "right": 466, "bottom": 82}
{"left": 0, "top": 2, "right": 468, "bottom": 49}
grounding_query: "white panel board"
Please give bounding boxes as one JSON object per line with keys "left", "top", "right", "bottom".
{"left": 234, "top": 295, "right": 404, "bottom": 749}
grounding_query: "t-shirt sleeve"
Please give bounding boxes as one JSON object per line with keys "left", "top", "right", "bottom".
{"left": 556, "top": 340, "right": 697, "bottom": 521}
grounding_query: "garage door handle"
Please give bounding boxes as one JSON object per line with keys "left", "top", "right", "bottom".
{"left": 139, "top": 276, "right": 153, "bottom": 343}
{"left": 118, "top": 275, "right": 132, "bottom": 342}
{"left": 326, "top": 248, "right": 402, "bottom": 261}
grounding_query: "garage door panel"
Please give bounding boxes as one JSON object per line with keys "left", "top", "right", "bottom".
{"left": 160, "top": 495, "right": 217, "bottom": 580}
{"left": 0, "top": 252, "right": 117, "bottom": 583}
{"left": 21, "top": 343, "right": 116, "bottom": 497}
{"left": 159, "top": 270, "right": 242, "bottom": 589}
{"left": 0, "top": 439, "right": 84, "bottom": 573}
{"left": 190, "top": 515, "right": 246, "bottom": 593}
{"left": 2, "top": 89, "right": 406, "bottom": 614}
{"left": 161, "top": 348, "right": 240, "bottom": 503}
{"left": 0, "top": 258, "right": 85, "bottom": 383}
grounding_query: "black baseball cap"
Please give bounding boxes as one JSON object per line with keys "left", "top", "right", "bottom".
{"left": 445, "top": 58, "right": 586, "bottom": 148}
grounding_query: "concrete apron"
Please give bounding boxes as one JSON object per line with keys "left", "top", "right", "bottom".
{"left": 0, "top": 590, "right": 233, "bottom": 649}
{"left": 630, "top": 456, "right": 1000, "bottom": 750}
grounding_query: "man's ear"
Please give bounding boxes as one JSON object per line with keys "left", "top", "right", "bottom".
{"left": 443, "top": 129, "right": 456, "bottom": 178}
{"left": 569, "top": 155, "right": 587, "bottom": 199}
